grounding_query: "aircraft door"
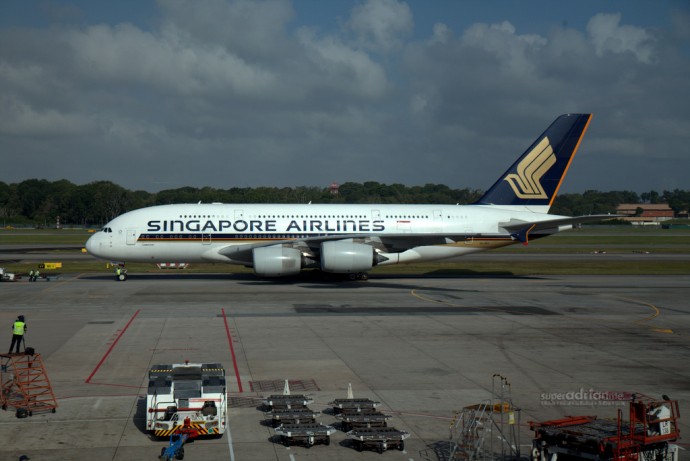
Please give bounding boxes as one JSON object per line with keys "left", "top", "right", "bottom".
{"left": 202, "top": 233, "right": 212, "bottom": 245}
{"left": 126, "top": 229, "right": 137, "bottom": 245}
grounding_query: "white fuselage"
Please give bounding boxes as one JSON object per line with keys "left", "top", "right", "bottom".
{"left": 86, "top": 202, "right": 564, "bottom": 268}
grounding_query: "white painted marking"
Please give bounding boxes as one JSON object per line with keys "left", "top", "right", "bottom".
{"left": 226, "top": 427, "right": 235, "bottom": 461}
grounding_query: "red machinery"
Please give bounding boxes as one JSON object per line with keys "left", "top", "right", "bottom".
{"left": 530, "top": 395, "right": 680, "bottom": 460}
{"left": 1, "top": 352, "right": 58, "bottom": 417}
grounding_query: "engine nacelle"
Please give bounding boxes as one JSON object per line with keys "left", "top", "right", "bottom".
{"left": 253, "top": 246, "right": 302, "bottom": 277}
{"left": 320, "top": 241, "right": 375, "bottom": 273}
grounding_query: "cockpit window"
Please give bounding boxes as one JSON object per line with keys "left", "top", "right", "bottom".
{"left": 100, "top": 227, "right": 113, "bottom": 233}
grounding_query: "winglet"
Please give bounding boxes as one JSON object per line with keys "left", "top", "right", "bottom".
{"left": 474, "top": 114, "right": 592, "bottom": 209}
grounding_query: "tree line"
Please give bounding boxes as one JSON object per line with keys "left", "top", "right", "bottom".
{"left": 1, "top": 179, "right": 688, "bottom": 227}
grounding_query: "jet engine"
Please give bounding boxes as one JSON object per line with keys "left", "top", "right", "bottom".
{"left": 320, "top": 241, "right": 377, "bottom": 273}
{"left": 252, "top": 246, "right": 302, "bottom": 277}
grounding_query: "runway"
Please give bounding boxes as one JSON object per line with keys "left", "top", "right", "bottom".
{"left": 1, "top": 272, "right": 689, "bottom": 460}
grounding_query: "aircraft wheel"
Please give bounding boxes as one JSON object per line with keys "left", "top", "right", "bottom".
{"left": 348, "top": 273, "right": 357, "bottom": 281}
{"left": 359, "top": 273, "right": 369, "bottom": 281}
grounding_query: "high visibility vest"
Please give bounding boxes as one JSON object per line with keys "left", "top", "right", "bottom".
{"left": 13, "top": 321, "right": 25, "bottom": 335}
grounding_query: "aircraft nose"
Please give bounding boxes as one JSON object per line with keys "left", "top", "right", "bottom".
{"left": 85, "top": 233, "right": 98, "bottom": 256}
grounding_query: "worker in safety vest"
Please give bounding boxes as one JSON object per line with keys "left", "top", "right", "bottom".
{"left": 116, "top": 266, "right": 121, "bottom": 280}
{"left": 28, "top": 269, "right": 34, "bottom": 281}
{"left": 8, "top": 315, "right": 26, "bottom": 354}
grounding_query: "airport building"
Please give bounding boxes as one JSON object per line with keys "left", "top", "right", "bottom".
{"left": 616, "top": 203, "right": 675, "bottom": 225}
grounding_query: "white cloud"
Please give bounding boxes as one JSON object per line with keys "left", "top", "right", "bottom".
{"left": 157, "top": 0, "right": 295, "bottom": 60}
{"left": 587, "top": 13, "right": 656, "bottom": 64}
{"left": 347, "top": 0, "right": 413, "bottom": 52}
{"left": 0, "top": 95, "right": 95, "bottom": 137}
{"left": 461, "top": 21, "right": 547, "bottom": 76}
{"left": 297, "top": 28, "right": 388, "bottom": 99}
{"left": 68, "top": 23, "right": 276, "bottom": 96}
{"left": 429, "top": 23, "right": 451, "bottom": 45}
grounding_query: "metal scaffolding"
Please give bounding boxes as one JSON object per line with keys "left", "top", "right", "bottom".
{"left": 1, "top": 352, "right": 58, "bottom": 417}
{"left": 449, "top": 374, "right": 522, "bottom": 461}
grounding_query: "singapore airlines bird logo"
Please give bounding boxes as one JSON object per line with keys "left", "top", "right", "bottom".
{"left": 504, "top": 137, "right": 555, "bottom": 199}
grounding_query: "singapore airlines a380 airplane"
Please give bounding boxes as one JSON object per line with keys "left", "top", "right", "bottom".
{"left": 86, "top": 114, "right": 612, "bottom": 279}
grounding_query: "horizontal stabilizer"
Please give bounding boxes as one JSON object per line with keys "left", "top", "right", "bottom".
{"left": 501, "top": 215, "right": 619, "bottom": 244}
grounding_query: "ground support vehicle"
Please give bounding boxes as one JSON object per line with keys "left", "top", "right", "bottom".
{"left": 146, "top": 362, "right": 227, "bottom": 437}
{"left": 263, "top": 394, "right": 313, "bottom": 411}
{"left": 337, "top": 410, "right": 390, "bottom": 432}
{"left": 274, "top": 423, "right": 336, "bottom": 448}
{"left": 158, "top": 418, "right": 200, "bottom": 461}
{"left": 0, "top": 267, "right": 15, "bottom": 281}
{"left": 267, "top": 408, "right": 319, "bottom": 427}
{"left": 329, "top": 397, "right": 380, "bottom": 414}
{"left": 530, "top": 396, "right": 680, "bottom": 460}
{"left": 347, "top": 427, "right": 409, "bottom": 453}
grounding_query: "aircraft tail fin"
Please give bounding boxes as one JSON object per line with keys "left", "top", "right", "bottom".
{"left": 474, "top": 114, "right": 592, "bottom": 209}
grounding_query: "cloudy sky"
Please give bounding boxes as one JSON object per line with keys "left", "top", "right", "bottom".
{"left": 1, "top": 0, "right": 689, "bottom": 194}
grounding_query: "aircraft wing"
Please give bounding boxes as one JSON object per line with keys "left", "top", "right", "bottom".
{"left": 217, "top": 234, "right": 376, "bottom": 264}
{"left": 216, "top": 214, "right": 619, "bottom": 263}
{"left": 216, "top": 232, "right": 452, "bottom": 264}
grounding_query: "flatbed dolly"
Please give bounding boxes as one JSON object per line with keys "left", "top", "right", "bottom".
{"left": 348, "top": 427, "right": 409, "bottom": 453}
{"left": 267, "top": 408, "right": 319, "bottom": 427}
{"left": 329, "top": 397, "right": 380, "bottom": 414}
{"left": 337, "top": 410, "right": 390, "bottom": 431}
{"left": 274, "top": 423, "right": 336, "bottom": 448}
{"left": 263, "top": 394, "right": 313, "bottom": 411}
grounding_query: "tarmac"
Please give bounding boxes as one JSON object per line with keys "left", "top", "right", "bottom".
{"left": 1, "top": 268, "right": 689, "bottom": 460}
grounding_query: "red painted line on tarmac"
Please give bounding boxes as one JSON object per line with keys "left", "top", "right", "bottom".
{"left": 221, "top": 308, "right": 244, "bottom": 393}
{"left": 85, "top": 309, "right": 141, "bottom": 384}
{"left": 82, "top": 381, "right": 143, "bottom": 389}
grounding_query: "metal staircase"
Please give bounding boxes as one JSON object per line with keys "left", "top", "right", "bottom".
{"left": 1, "top": 352, "right": 58, "bottom": 416}
{"left": 448, "top": 375, "right": 522, "bottom": 461}
{"left": 449, "top": 400, "right": 491, "bottom": 460}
